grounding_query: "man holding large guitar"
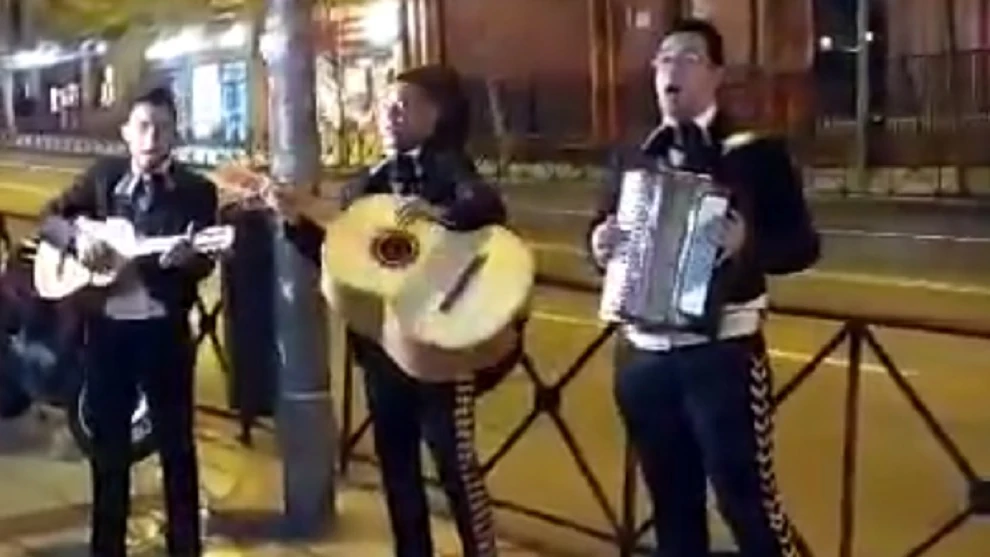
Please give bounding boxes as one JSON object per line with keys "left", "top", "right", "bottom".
{"left": 327, "top": 65, "right": 521, "bottom": 557}
{"left": 38, "top": 87, "right": 222, "bottom": 557}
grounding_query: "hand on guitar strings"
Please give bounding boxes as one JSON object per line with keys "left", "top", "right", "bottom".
{"left": 710, "top": 209, "right": 747, "bottom": 266}
{"left": 395, "top": 196, "right": 443, "bottom": 226}
{"left": 159, "top": 223, "right": 197, "bottom": 269}
{"left": 77, "top": 237, "right": 122, "bottom": 274}
{"left": 212, "top": 164, "right": 308, "bottom": 223}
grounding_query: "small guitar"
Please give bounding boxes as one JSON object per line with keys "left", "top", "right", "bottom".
{"left": 33, "top": 217, "right": 235, "bottom": 301}
{"left": 322, "top": 194, "right": 535, "bottom": 381}
{"left": 208, "top": 163, "right": 346, "bottom": 225}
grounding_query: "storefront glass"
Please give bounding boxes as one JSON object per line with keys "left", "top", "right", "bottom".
{"left": 219, "top": 60, "right": 248, "bottom": 145}
{"left": 191, "top": 62, "right": 221, "bottom": 141}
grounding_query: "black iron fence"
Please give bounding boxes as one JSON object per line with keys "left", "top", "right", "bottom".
{"left": 33, "top": 254, "right": 990, "bottom": 556}
{"left": 5, "top": 204, "right": 989, "bottom": 555}
{"left": 329, "top": 273, "right": 990, "bottom": 555}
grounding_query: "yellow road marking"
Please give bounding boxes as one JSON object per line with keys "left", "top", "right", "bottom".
{"left": 0, "top": 179, "right": 955, "bottom": 377}
{"left": 529, "top": 241, "right": 990, "bottom": 297}
{"left": 531, "top": 310, "right": 920, "bottom": 376}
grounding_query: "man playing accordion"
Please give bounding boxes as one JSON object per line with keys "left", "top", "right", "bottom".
{"left": 587, "top": 19, "right": 820, "bottom": 557}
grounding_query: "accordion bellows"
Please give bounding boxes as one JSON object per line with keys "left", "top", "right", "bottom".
{"left": 599, "top": 167, "right": 730, "bottom": 332}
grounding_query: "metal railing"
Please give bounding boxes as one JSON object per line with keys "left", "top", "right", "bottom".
{"left": 328, "top": 273, "right": 990, "bottom": 556}
{"left": 5, "top": 205, "right": 989, "bottom": 555}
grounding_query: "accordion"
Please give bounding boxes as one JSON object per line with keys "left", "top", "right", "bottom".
{"left": 599, "top": 166, "right": 730, "bottom": 333}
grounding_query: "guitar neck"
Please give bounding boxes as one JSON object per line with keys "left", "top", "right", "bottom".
{"left": 130, "top": 235, "right": 214, "bottom": 257}
{"left": 130, "top": 235, "right": 188, "bottom": 257}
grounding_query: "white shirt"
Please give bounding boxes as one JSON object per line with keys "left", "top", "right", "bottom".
{"left": 623, "top": 105, "right": 766, "bottom": 351}
{"left": 100, "top": 168, "right": 173, "bottom": 321}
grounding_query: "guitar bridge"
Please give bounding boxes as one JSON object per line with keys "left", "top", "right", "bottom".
{"left": 438, "top": 253, "right": 487, "bottom": 313}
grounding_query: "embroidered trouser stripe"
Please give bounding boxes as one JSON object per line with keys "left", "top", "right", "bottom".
{"left": 452, "top": 380, "right": 497, "bottom": 556}
{"left": 748, "top": 352, "right": 799, "bottom": 557}
{"left": 614, "top": 335, "right": 801, "bottom": 556}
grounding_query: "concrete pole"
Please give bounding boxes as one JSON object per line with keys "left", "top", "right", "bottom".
{"left": 265, "top": 0, "right": 337, "bottom": 537}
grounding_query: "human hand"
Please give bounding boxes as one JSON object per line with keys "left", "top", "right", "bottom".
{"left": 590, "top": 216, "right": 625, "bottom": 266}
{"left": 159, "top": 224, "right": 197, "bottom": 269}
{"left": 710, "top": 209, "right": 747, "bottom": 266}
{"left": 395, "top": 196, "right": 442, "bottom": 226}
{"left": 77, "top": 238, "right": 120, "bottom": 273}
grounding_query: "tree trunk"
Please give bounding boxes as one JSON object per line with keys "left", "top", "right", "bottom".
{"left": 248, "top": 4, "right": 269, "bottom": 160}
{"left": 106, "top": 26, "right": 154, "bottom": 118}
{"left": 1, "top": 71, "right": 15, "bottom": 134}
{"left": 943, "top": 0, "right": 968, "bottom": 195}
{"left": 265, "top": 0, "right": 337, "bottom": 536}
{"left": 0, "top": 0, "right": 16, "bottom": 133}
{"left": 484, "top": 77, "right": 511, "bottom": 175}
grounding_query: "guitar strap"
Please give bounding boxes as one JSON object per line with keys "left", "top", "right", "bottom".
{"left": 94, "top": 169, "right": 112, "bottom": 220}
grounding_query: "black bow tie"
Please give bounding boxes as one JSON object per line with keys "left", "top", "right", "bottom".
{"left": 671, "top": 122, "right": 711, "bottom": 171}
{"left": 390, "top": 154, "right": 422, "bottom": 192}
{"left": 675, "top": 122, "right": 708, "bottom": 149}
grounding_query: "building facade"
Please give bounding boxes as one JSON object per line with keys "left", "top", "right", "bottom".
{"left": 5, "top": 0, "right": 986, "bottom": 161}
{"left": 398, "top": 0, "right": 816, "bottom": 153}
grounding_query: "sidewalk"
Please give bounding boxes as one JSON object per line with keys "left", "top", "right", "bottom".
{"left": 0, "top": 409, "right": 538, "bottom": 556}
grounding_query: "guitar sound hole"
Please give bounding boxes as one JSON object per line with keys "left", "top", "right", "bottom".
{"left": 371, "top": 229, "right": 419, "bottom": 269}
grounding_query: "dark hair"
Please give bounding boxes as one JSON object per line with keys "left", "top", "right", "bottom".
{"left": 664, "top": 18, "right": 725, "bottom": 66}
{"left": 129, "top": 86, "right": 178, "bottom": 121}
{"left": 394, "top": 64, "right": 471, "bottom": 150}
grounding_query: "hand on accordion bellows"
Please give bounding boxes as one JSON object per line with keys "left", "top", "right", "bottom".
{"left": 395, "top": 196, "right": 442, "bottom": 226}
{"left": 591, "top": 216, "right": 624, "bottom": 266}
{"left": 711, "top": 209, "right": 747, "bottom": 266}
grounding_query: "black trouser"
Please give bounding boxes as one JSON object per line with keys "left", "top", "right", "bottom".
{"left": 614, "top": 334, "right": 798, "bottom": 557}
{"left": 353, "top": 336, "right": 497, "bottom": 557}
{"left": 86, "top": 316, "right": 200, "bottom": 557}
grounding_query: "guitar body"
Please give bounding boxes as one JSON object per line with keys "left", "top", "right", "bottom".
{"left": 33, "top": 240, "right": 115, "bottom": 301}
{"left": 323, "top": 194, "right": 534, "bottom": 381}
{"left": 32, "top": 217, "right": 234, "bottom": 301}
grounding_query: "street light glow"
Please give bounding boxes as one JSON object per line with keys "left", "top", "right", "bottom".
{"left": 145, "top": 22, "right": 250, "bottom": 62}
{"left": 362, "top": 0, "right": 400, "bottom": 47}
{"left": 7, "top": 43, "right": 67, "bottom": 70}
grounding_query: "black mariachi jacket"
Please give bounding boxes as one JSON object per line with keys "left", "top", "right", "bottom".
{"left": 340, "top": 148, "right": 508, "bottom": 230}
{"left": 38, "top": 156, "right": 218, "bottom": 316}
{"left": 587, "top": 113, "right": 821, "bottom": 305}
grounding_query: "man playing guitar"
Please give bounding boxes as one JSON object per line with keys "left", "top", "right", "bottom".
{"left": 39, "top": 87, "right": 217, "bottom": 557}
{"left": 340, "top": 64, "right": 508, "bottom": 557}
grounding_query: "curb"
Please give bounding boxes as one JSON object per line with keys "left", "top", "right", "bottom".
{"left": 4, "top": 135, "right": 990, "bottom": 203}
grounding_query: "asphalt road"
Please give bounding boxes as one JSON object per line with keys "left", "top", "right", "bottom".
{"left": 2, "top": 149, "right": 989, "bottom": 330}
{"left": 1, "top": 151, "right": 989, "bottom": 556}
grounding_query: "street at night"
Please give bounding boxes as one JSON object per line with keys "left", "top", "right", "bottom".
{"left": 0, "top": 150, "right": 988, "bottom": 555}
{"left": 0, "top": 0, "right": 988, "bottom": 552}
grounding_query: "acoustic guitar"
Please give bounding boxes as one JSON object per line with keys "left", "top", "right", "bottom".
{"left": 322, "top": 194, "right": 535, "bottom": 382}
{"left": 33, "top": 217, "right": 235, "bottom": 301}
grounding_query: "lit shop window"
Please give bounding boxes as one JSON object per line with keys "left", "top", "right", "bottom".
{"left": 100, "top": 66, "right": 115, "bottom": 107}
{"left": 191, "top": 63, "right": 222, "bottom": 141}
